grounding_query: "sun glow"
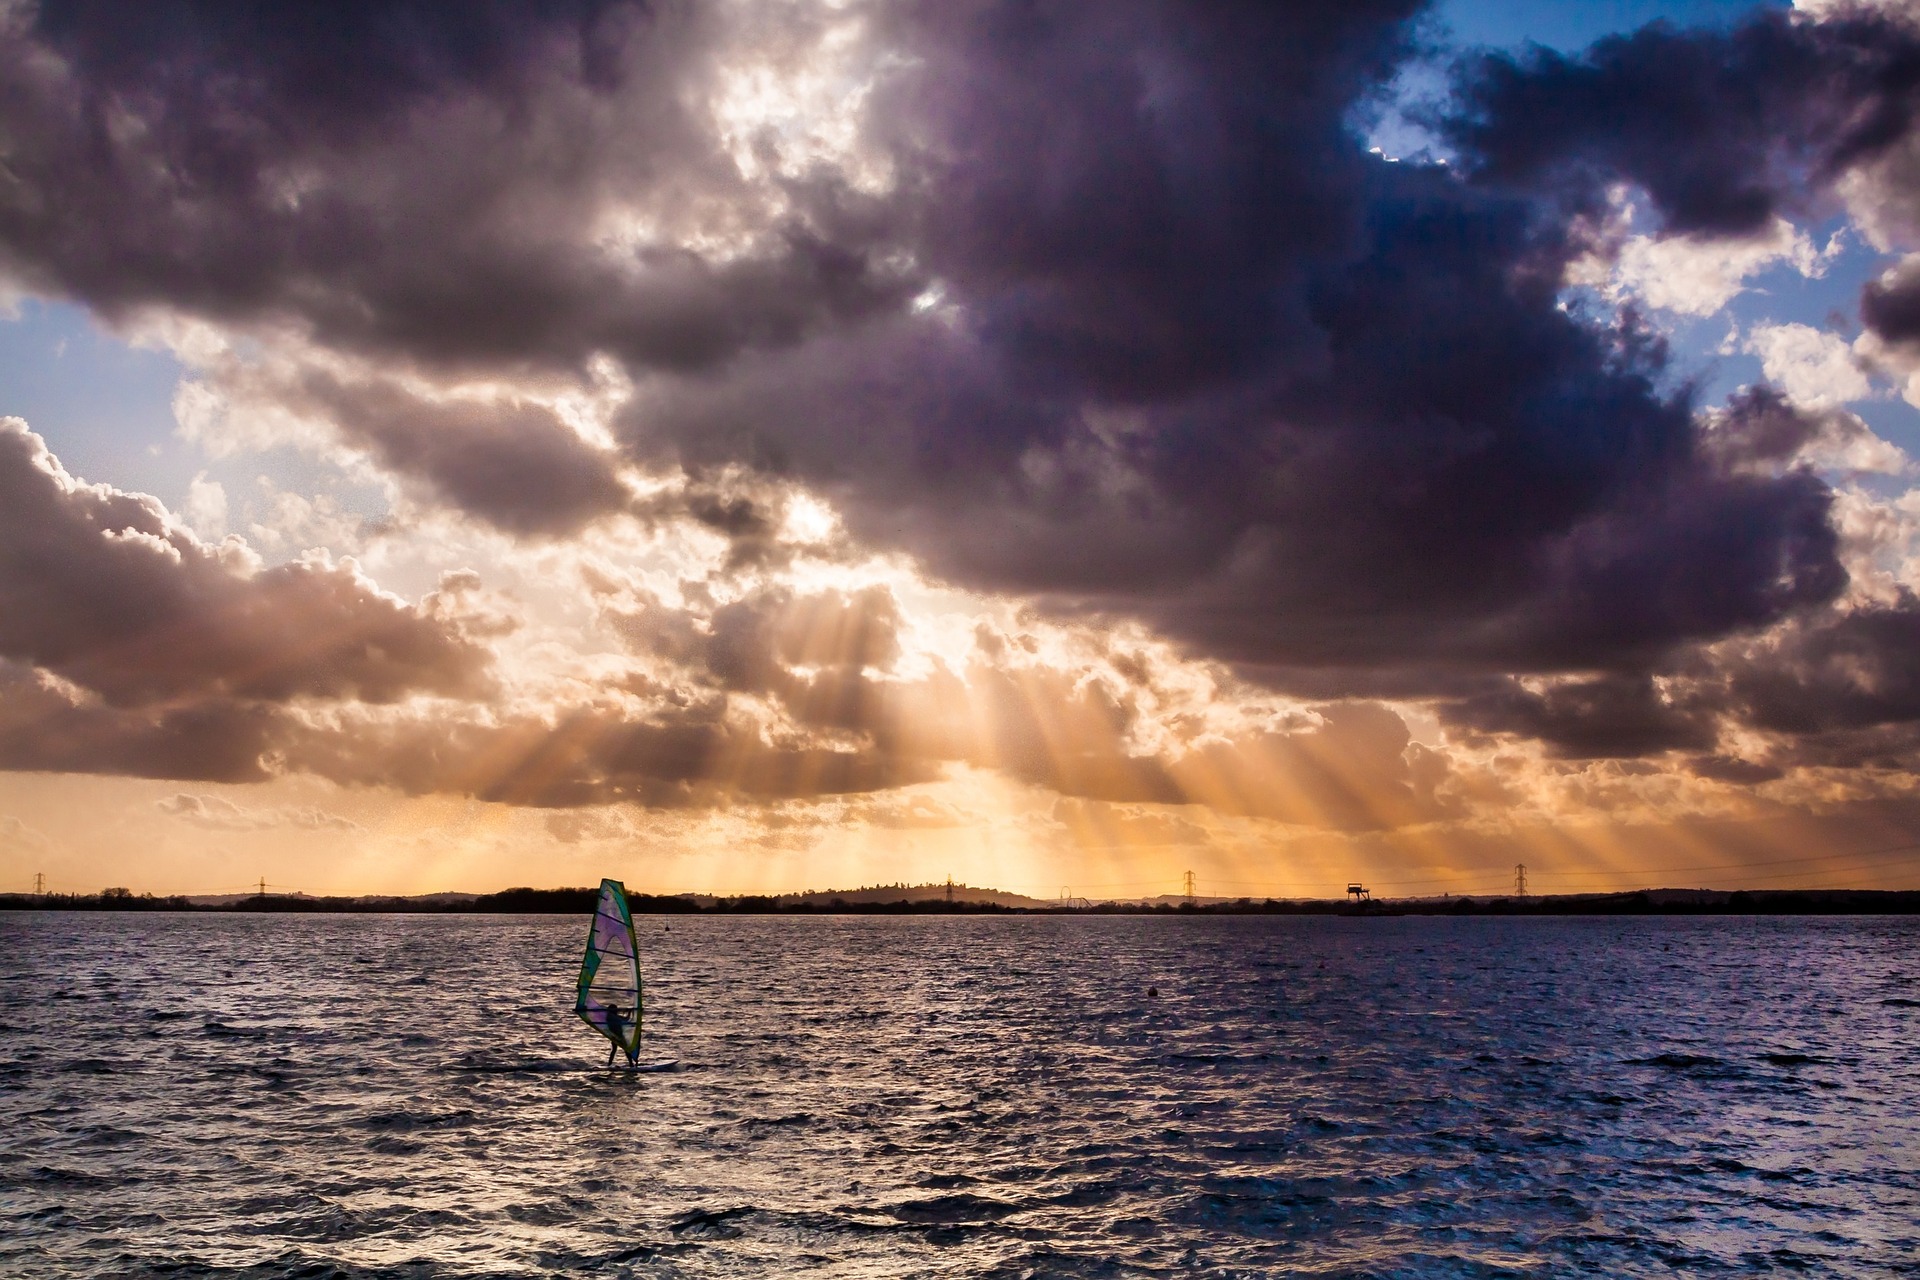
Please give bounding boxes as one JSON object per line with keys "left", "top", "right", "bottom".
{"left": 6, "top": 0, "right": 1920, "bottom": 905}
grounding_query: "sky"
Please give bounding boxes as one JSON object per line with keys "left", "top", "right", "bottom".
{"left": 4, "top": 0, "right": 1920, "bottom": 900}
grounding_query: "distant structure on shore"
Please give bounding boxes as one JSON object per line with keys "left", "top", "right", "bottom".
{"left": 6, "top": 882, "right": 1920, "bottom": 916}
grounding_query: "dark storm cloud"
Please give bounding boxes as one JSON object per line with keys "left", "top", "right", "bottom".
{"left": 1862, "top": 255, "right": 1920, "bottom": 347}
{"left": 1444, "top": 594, "right": 1920, "bottom": 767}
{"left": 1699, "top": 385, "right": 1830, "bottom": 468}
{"left": 7, "top": 0, "right": 1920, "bottom": 777}
{"left": 0, "top": 0, "right": 915, "bottom": 371}
{"left": 629, "top": 65, "right": 1843, "bottom": 679}
{"left": 1437, "top": 4, "right": 1920, "bottom": 768}
{"left": 0, "top": 419, "right": 490, "bottom": 706}
{"left": 1447, "top": 673, "right": 1717, "bottom": 759}
{"left": 257, "top": 368, "right": 632, "bottom": 537}
{"left": 1724, "top": 597, "right": 1920, "bottom": 736}
{"left": 0, "top": 661, "right": 280, "bottom": 782}
{"left": 1686, "top": 754, "right": 1783, "bottom": 785}
{"left": 1445, "top": 7, "right": 1920, "bottom": 235}
{"left": 29, "top": 0, "right": 630, "bottom": 124}
{"left": 868, "top": 1, "right": 1423, "bottom": 400}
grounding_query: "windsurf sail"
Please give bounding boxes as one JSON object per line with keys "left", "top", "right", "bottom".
{"left": 576, "top": 878, "right": 642, "bottom": 1061}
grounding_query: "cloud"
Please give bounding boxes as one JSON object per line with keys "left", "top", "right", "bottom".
{"left": 1567, "top": 204, "right": 1840, "bottom": 317}
{"left": 273, "top": 697, "right": 940, "bottom": 809}
{"left": 0, "top": 2, "right": 1849, "bottom": 689}
{"left": 1862, "top": 254, "right": 1920, "bottom": 348}
{"left": 597, "top": 575, "right": 1466, "bottom": 826}
{"left": 7, "top": 0, "right": 1920, "bottom": 828}
{"left": 1445, "top": 8, "right": 1920, "bottom": 238}
{"left": 0, "top": 814, "right": 53, "bottom": 855}
{"left": 1722, "top": 597, "right": 1920, "bottom": 737}
{"left": 618, "top": 14, "right": 1847, "bottom": 682}
{"left": 0, "top": 0, "right": 916, "bottom": 372}
{"left": 184, "top": 359, "right": 635, "bottom": 537}
{"left": 1448, "top": 673, "right": 1718, "bottom": 759}
{"left": 0, "top": 419, "right": 491, "bottom": 707}
{"left": 1700, "top": 386, "right": 1909, "bottom": 478}
{"left": 1168, "top": 702, "right": 1461, "bottom": 830}
{"left": 52, "top": 567, "right": 1439, "bottom": 825}
{"left": 1858, "top": 254, "right": 1920, "bottom": 408}
{"left": 182, "top": 472, "right": 228, "bottom": 539}
{"left": 0, "top": 660, "right": 281, "bottom": 782}
{"left": 157, "top": 792, "right": 361, "bottom": 832}
{"left": 1434, "top": 588, "right": 1920, "bottom": 773}
{"left": 1746, "top": 322, "right": 1873, "bottom": 410}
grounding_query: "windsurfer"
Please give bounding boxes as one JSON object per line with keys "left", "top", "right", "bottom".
{"left": 604, "top": 1004, "right": 636, "bottom": 1067}
{"left": 578, "top": 880, "right": 646, "bottom": 1069}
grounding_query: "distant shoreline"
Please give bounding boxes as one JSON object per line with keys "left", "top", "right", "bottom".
{"left": 5, "top": 886, "right": 1919, "bottom": 916}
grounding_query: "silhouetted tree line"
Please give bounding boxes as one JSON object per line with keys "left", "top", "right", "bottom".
{"left": 0, "top": 888, "right": 196, "bottom": 911}
{"left": 4, "top": 887, "right": 1918, "bottom": 915}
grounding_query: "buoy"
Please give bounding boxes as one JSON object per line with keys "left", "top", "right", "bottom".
{"left": 1147, "top": 986, "right": 1159, "bottom": 998}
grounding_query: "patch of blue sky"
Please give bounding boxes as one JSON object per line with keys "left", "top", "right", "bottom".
{"left": 1418, "top": 0, "right": 1918, "bottom": 467}
{"left": 1436, "top": 0, "right": 1787, "bottom": 53}
{"left": 1554, "top": 226, "right": 1915, "bottom": 468}
{"left": 0, "top": 298, "right": 188, "bottom": 496}
{"left": 1368, "top": 0, "right": 1789, "bottom": 161}
{"left": 0, "top": 297, "right": 392, "bottom": 552}
{"left": 1637, "top": 224, "right": 1920, "bottom": 459}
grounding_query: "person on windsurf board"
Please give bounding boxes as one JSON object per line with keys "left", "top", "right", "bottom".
{"left": 575, "top": 878, "right": 675, "bottom": 1071}
{"left": 600, "top": 1004, "right": 636, "bottom": 1068}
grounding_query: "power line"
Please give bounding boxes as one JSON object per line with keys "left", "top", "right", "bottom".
{"left": 1201, "top": 836, "right": 1920, "bottom": 893}
{"left": 1521, "top": 838, "right": 1920, "bottom": 879}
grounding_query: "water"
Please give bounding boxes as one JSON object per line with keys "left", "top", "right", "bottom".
{"left": 2, "top": 912, "right": 1916, "bottom": 1278}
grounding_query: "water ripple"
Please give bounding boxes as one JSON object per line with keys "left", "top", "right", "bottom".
{"left": 2, "top": 912, "right": 1916, "bottom": 1276}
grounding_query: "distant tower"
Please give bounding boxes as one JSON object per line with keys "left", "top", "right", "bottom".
{"left": 1183, "top": 870, "right": 1196, "bottom": 905}
{"left": 257, "top": 876, "right": 268, "bottom": 898}
{"left": 1514, "top": 863, "right": 1529, "bottom": 897}
{"left": 945, "top": 875, "right": 954, "bottom": 904}
{"left": 33, "top": 872, "right": 46, "bottom": 896}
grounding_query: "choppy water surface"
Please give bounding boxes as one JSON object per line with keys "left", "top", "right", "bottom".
{"left": 2, "top": 913, "right": 1916, "bottom": 1277}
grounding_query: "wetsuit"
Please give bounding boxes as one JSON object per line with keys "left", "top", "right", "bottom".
{"left": 604, "top": 1005, "right": 635, "bottom": 1067}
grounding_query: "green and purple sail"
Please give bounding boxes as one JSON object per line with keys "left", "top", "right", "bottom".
{"left": 575, "top": 878, "right": 642, "bottom": 1060}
